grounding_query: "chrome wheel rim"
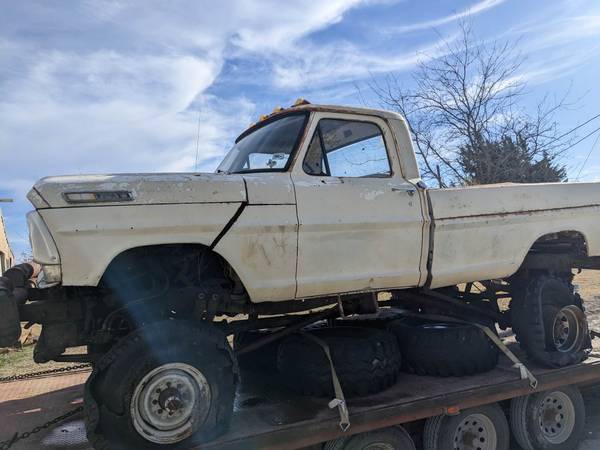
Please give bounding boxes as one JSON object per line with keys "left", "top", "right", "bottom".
{"left": 552, "top": 305, "right": 587, "bottom": 353}
{"left": 538, "top": 391, "right": 576, "bottom": 444}
{"left": 452, "top": 413, "right": 497, "bottom": 450}
{"left": 130, "top": 362, "right": 211, "bottom": 444}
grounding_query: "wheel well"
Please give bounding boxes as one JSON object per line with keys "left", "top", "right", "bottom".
{"left": 514, "top": 231, "right": 588, "bottom": 278}
{"left": 98, "top": 243, "right": 249, "bottom": 313}
{"left": 528, "top": 231, "right": 588, "bottom": 257}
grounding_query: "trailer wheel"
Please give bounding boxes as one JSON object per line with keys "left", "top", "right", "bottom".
{"left": 510, "top": 385, "right": 585, "bottom": 450}
{"left": 511, "top": 276, "right": 590, "bottom": 367}
{"left": 424, "top": 404, "right": 510, "bottom": 450}
{"left": 84, "top": 320, "right": 238, "bottom": 449}
{"left": 324, "top": 425, "right": 415, "bottom": 450}
{"left": 387, "top": 317, "right": 498, "bottom": 376}
{"left": 277, "top": 327, "right": 401, "bottom": 398}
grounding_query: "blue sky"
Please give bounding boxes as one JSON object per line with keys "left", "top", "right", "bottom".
{"left": 2, "top": 0, "right": 600, "bottom": 258}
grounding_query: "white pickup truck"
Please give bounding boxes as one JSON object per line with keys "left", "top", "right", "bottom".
{"left": 1, "top": 101, "right": 597, "bottom": 448}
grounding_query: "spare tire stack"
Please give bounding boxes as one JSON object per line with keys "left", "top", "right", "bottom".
{"left": 277, "top": 327, "right": 402, "bottom": 398}
{"left": 241, "top": 312, "right": 501, "bottom": 400}
{"left": 387, "top": 317, "right": 499, "bottom": 377}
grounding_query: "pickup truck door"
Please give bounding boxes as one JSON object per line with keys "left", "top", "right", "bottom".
{"left": 291, "top": 112, "right": 425, "bottom": 298}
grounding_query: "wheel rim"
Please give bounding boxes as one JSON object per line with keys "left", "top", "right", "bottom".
{"left": 130, "top": 362, "right": 211, "bottom": 444}
{"left": 452, "top": 413, "right": 497, "bottom": 450}
{"left": 361, "top": 443, "right": 395, "bottom": 450}
{"left": 551, "top": 305, "right": 587, "bottom": 353}
{"left": 537, "top": 391, "right": 576, "bottom": 444}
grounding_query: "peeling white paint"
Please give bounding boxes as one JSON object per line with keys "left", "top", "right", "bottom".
{"left": 361, "top": 189, "right": 385, "bottom": 201}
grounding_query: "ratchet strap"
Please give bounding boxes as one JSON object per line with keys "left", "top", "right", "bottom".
{"left": 296, "top": 311, "right": 539, "bottom": 432}
{"left": 401, "top": 312, "right": 539, "bottom": 389}
{"left": 300, "top": 332, "right": 350, "bottom": 432}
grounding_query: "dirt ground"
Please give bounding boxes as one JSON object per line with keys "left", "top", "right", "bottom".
{"left": 574, "top": 270, "right": 600, "bottom": 330}
{"left": 1, "top": 270, "right": 600, "bottom": 449}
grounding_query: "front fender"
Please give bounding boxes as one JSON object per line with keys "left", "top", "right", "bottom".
{"left": 40, "top": 202, "right": 244, "bottom": 286}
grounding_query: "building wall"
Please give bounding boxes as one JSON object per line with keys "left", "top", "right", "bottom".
{"left": 0, "top": 208, "right": 14, "bottom": 274}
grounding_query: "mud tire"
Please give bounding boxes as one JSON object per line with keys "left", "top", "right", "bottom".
{"left": 84, "top": 320, "right": 238, "bottom": 450}
{"left": 511, "top": 276, "right": 591, "bottom": 367}
{"left": 234, "top": 329, "right": 283, "bottom": 372}
{"left": 277, "top": 327, "right": 401, "bottom": 398}
{"left": 387, "top": 317, "right": 499, "bottom": 377}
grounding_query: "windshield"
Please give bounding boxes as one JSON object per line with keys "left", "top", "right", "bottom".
{"left": 217, "top": 113, "right": 307, "bottom": 174}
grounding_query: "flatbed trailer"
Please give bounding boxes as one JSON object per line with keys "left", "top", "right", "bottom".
{"left": 201, "top": 338, "right": 600, "bottom": 449}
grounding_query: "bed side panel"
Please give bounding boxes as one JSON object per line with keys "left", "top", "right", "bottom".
{"left": 428, "top": 183, "right": 600, "bottom": 288}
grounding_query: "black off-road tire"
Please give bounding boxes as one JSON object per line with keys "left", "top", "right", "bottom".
{"left": 233, "top": 328, "right": 283, "bottom": 372}
{"left": 277, "top": 327, "right": 401, "bottom": 398}
{"left": 324, "top": 425, "right": 415, "bottom": 450}
{"left": 511, "top": 276, "right": 591, "bottom": 368}
{"left": 510, "top": 385, "right": 585, "bottom": 450}
{"left": 387, "top": 317, "right": 499, "bottom": 377}
{"left": 84, "top": 320, "right": 238, "bottom": 450}
{"left": 424, "top": 403, "right": 510, "bottom": 450}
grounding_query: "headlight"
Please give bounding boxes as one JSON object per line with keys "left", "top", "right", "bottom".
{"left": 27, "top": 211, "right": 61, "bottom": 285}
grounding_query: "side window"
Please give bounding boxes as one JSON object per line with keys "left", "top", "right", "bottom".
{"left": 302, "top": 132, "right": 328, "bottom": 175}
{"left": 303, "top": 119, "right": 391, "bottom": 178}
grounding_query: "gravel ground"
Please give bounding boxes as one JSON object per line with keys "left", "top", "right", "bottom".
{"left": 575, "top": 270, "right": 600, "bottom": 331}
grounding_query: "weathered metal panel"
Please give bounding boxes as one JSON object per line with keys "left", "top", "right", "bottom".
{"left": 429, "top": 182, "right": 600, "bottom": 219}
{"left": 291, "top": 112, "right": 425, "bottom": 298}
{"left": 40, "top": 203, "right": 242, "bottom": 286}
{"left": 214, "top": 204, "right": 298, "bottom": 302}
{"left": 387, "top": 117, "right": 420, "bottom": 180}
{"left": 243, "top": 172, "right": 296, "bottom": 205}
{"left": 31, "top": 173, "right": 247, "bottom": 208}
{"left": 429, "top": 183, "right": 600, "bottom": 288}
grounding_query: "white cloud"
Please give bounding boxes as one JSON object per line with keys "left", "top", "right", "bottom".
{"left": 388, "top": 0, "right": 507, "bottom": 34}
{"left": 2, "top": 1, "right": 377, "bottom": 256}
{"left": 509, "top": 11, "right": 600, "bottom": 85}
{"left": 269, "top": 36, "right": 454, "bottom": 89}
{"left": 0, "top": 1, "right": 373, "bottom": 183}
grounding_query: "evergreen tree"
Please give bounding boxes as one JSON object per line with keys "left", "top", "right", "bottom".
{"left": 457, "top": 134, "right": 566, "bottom": 185}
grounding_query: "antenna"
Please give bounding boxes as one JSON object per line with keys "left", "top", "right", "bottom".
{"left": 194, "top": 108, "right": 201, "bottom": 172}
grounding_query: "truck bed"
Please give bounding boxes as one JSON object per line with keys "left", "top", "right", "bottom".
{"left": 426, "top": 182, "right": 600, "bottom": 288}
{"left": 203, "top": 339, "right": 600, "bottom": 449}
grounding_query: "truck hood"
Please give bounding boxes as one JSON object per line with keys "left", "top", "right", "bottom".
{"left": 28, "top": 173, "right": 247, "bottom": 208}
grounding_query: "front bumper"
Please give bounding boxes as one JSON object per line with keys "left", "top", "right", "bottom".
{"left": 27, "top": 211, "right": 62, "bottom": 286}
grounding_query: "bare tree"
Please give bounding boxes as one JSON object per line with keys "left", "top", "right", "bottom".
{"left": 371, "top": 22, "right": 571, "bottom": 187}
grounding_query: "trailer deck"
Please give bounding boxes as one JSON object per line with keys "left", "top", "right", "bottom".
{"left": 203, "top": 339, "right": 600, "bottom": 449}
{"left": 1, "top": 340, "right": 600, "bottom": 449}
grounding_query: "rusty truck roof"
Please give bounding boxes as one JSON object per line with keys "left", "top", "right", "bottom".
{"left": 237, "top": 102, "right": 405, "bottom": 142}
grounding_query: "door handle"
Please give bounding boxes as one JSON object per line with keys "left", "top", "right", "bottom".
{"left": 391, "top": 186, "right": 416, "bottom": 196}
